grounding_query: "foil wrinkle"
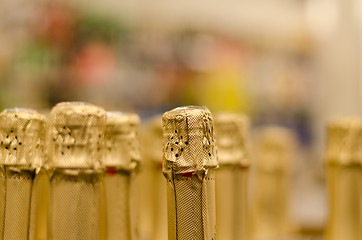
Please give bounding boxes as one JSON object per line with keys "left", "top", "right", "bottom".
{"left": 162, "top": 106, "right": 218, "bottom": 176}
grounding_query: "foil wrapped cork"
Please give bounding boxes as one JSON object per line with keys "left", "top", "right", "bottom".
{"left": 46, "top": 102, "right": 107, "bottom": 169}
{"left": 104, "top": 111, "right": 141, "bottom": 171}
{"left": 254, "top": 126, "right": 297, "bottom": 173}
{"left": 324, "top": 117, "right": 362, "bottom": 166}
{"left": 162, "top": 106, "right": 218, "bottom": 178}
{"left": 214, "top": 113, "right": 250, "bottom": 167}
{"left": 0, "top": 108, "right": 46, "bottom": 169}
{"left": 142, "top": 115, "right": 163, "bottom": 165}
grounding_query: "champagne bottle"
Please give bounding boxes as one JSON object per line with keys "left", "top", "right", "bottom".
{"left": 324, "top": 118, "right": 362, "bottom": 240}
{"left": 103, "top": 112, "right": 141, "bottom": 240}
{"left": 29, "top": 164, "right": 49, "bottom": 240}
{"left": 214, "top": 113, "right": 250, "bottom": 240}
{"left": 139, "top": 115, "right": 167, "bottom": 240}
{"left": 46, "top": 102, "right": 106, "bottom": 240}
{"left": 251, "top": 127, "right": 297, "bottom": 240}
{"left": 162, "top": 106, "right": 218, "bottom": 240}
{"left": 0, "top": 108, "right": 45, "bottom": 239}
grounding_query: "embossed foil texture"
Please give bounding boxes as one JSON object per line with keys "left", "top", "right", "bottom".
{"left": 103, "top": 112, "right": 141, "bottom": 240}
{"left": 324, "top": 118, "right": 362, "bottom": 240}
{"left": 45, "top": 102, "right": 107, "bottom": 240}
{"left": 214, "top": 113, "right": 250, "bottom": 240}
{"left": 0, "top": 109, "right": 46, "bottom": 240}
{"left": 162, "top": 106, "right": 218, "bottom": 240}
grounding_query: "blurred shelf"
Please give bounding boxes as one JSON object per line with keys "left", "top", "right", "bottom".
{"left": 72, "top": 0, "right": 307, "bottom": 48}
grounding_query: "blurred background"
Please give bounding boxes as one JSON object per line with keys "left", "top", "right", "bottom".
{"left": 0, "top": 0, "right": 361, "bottom": 237}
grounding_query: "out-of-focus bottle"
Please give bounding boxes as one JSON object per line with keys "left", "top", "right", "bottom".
{"left": 138, "top": 115, "right": 167, "bottom": 240}
{"left": 162, "top": 106, "right": 218, "bottom": 240}
{"left": 103, "top": 112, "right": 141, "bottom": 240}
{"left": 251, "top": 126, "right": 297, "bottom": 240}
{"left": 214, "top": 113, "right": 250, "bottom": 240}
{"left": 29, "top": 164, "right": 49, "bottom": 240}
{"left": 324, "top": 118, "right": 361, "bottom": 240}
{"left": 29, "top": 110, "right": 49, "bottom": 240}
{"left": 0, "top": 108, "right": 45, "bottom": 239}
{"left": 46, "top": 102, "right": 107, "bottom": 240}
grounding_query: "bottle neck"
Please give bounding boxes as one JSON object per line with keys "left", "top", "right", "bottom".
{"left": 326, "top": 164, "right": 362, "bottom": 240}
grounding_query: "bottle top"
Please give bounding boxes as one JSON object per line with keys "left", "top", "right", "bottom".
{"left": 162, "top": 106, "right": 218, "bottom": 176}
{"left": 214, "top": 113, "right": 250, "bottom": 167}
{"left": 104, "top": 111, "right": 141, "bottom": 171}
{"left": 324, "top": 117, "right": 362, "bottom": 165}
{"left": 141, "top": 115, "right": 163, "bottom": 164}
{"left": 0, "top": 108, "right": 46, "bottom": 168}
{"left": 254, "top": 126, "right": 297, "bottom": 172}
{"left": 46, "top": 102, "right": 106, "bottom": 169}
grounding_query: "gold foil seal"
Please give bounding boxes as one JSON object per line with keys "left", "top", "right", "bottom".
{"left": 214, "top": 113, "right": 250, "bottom": 167}
{"left": 254, "top": 126, "right": 297, "bottom": 172}
{"left": 46, "top": 102, "right": 106, "bottom": 169}
{"left": 142, "top": 115, "right": 163, "bottom": 164}
{"left": 324, "top": 117, "right": 362, "bottom": 166}
{"left": 0, "top": 108, "right": 46, "bottom": 168}
{"left": 104, "top": 112, "right": 141, "bottom": 171}
{"left": 162, "top": 106, "right": 218, "bottom": 176}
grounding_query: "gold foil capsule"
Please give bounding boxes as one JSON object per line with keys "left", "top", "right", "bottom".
{"left": 104, "top": 112, "right": 141, "bottom": 170}
{"left": 0, "top": 108, "right": 45, "bottom": 168}
{"left": 162, "top": 106, "right": 218, "bottom": 240}
{"left": 46, "top": 102, "right": 106, "bottom": 169}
